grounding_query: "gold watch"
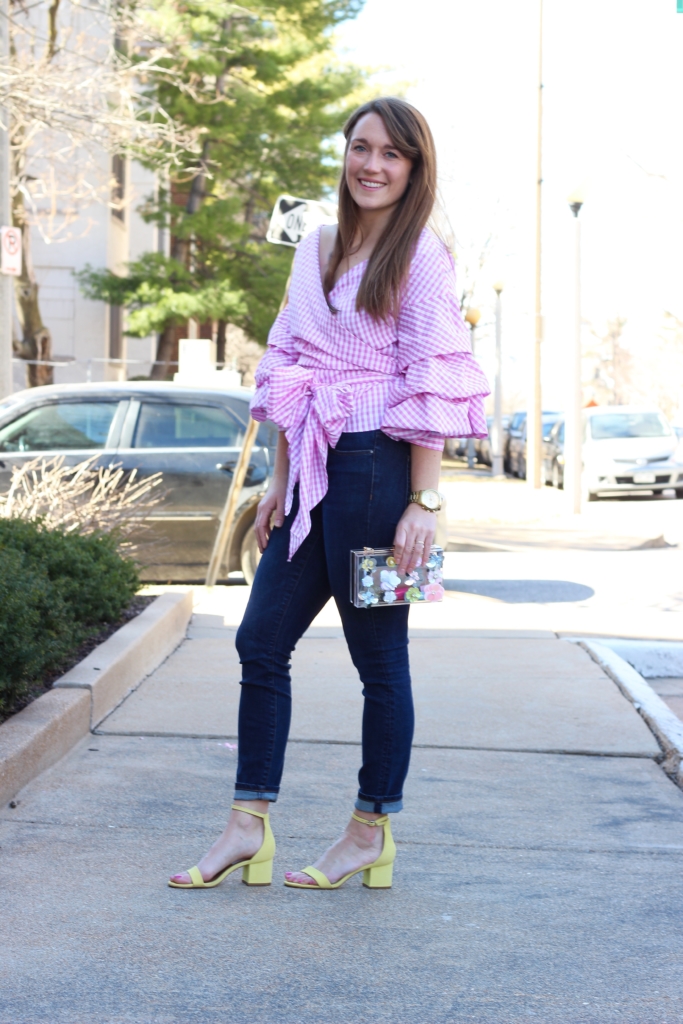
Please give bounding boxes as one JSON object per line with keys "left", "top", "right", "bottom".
{"left": 409, "top": 488, "right": 443, "bottom": 512}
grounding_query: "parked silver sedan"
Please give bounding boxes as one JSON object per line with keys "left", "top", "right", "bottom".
{"left": 0, "top": 382, "right": 278, "bottom": 582}
{"left": 582, "top": 406, "right": 683, "bottom": 500}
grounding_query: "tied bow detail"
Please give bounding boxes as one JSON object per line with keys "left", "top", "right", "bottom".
{"left": 267, "top": 365, "right": 383, "bottom": 559}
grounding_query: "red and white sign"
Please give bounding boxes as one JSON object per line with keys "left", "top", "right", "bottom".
{"left": 1, "top": 226, "right": 22, "bottom": 276}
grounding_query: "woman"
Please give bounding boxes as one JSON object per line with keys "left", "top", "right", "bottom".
{"left": 170, "top": 97, "right": 489, "bottom": 892}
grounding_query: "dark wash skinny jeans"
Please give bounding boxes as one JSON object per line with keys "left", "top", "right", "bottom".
{"left": 234, "top": 429, "right": 414, "bottom": 813}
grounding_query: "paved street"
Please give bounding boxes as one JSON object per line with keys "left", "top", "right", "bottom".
{"left": 1, "top": 581, "right": 682, "bottom": 1024}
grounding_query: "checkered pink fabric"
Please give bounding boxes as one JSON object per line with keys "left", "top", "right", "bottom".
{"left": 251, "top": 226, "right": 490, "bottom": 559}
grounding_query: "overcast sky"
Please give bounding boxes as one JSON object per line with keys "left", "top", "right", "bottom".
{"left": 336, "top": 0, "right": 683, "bottom": 411}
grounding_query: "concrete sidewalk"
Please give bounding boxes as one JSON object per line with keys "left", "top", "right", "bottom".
{"left": 1, "top": 588, "right": 682, "bottom": 1024}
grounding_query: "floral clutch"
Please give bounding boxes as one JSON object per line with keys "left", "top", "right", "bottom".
{"left": 350, "top": 546, "right": 445, "bottom": 608}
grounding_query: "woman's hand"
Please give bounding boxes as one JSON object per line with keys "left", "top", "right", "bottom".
{"left": 254, "top": 477, "right": 287, "bottom": 553}
{"left": 393, "top": 502, "right": 436, "bottom": 575}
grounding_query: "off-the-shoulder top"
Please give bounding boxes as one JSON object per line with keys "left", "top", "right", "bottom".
{"left": 251, "top": 225, "right": 490, "bottom": 559}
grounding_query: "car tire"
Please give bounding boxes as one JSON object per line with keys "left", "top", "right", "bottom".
{"left": 552, "top": 462, "right": 563, "bottom": 490}
{"left": 240, "top": 525, "right": 261, "bottom": 585}
{"left": 519, "top": 457, "right": 526, "bottom": 480}
{"left": 675, "top": 487, "right": 683, "bottom": 499}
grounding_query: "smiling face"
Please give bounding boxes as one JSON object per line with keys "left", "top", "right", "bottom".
{"left": 345, "top": 111, "right": 413, "bottom": 214}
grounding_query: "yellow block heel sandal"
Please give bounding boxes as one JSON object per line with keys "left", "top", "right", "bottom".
{"left": 168, "top": 804, "right": 276, "bottom": 889}
{"left": 284, "top": 812, "right": 396, "bottom": 890}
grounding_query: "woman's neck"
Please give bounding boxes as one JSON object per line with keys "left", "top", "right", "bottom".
{"left": 352, "top": 202, "right": 399, "bottom": 258}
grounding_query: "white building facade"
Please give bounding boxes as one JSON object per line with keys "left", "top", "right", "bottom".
{"left": 12, "top": 156, "right": 164, "bottom": 392}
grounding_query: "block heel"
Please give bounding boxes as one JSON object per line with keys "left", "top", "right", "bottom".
{"left": 284, "top": 812, "right": 397, "bottom": 890}
{"left": 363, "top": 861, "right": 393, "bottom": 889}
{"left": 242, "top": 857, "right": 273, "bottom": 886}
{"left": 169, "top": 804, "right": 276, "bottom": 889}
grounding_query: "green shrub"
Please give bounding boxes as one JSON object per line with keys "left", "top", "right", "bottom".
{"left": 0, "top": 519, "right": 139, "bottom": 715}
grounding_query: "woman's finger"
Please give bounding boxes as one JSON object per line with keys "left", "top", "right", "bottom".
{"left": 393, "top": 523, "right": 407, "bottom": 569}
{"left": 273, "top": 495, "right": 285, "bottom": 529}
{"left": 405, "top": 535, "right": 427, "bottom": 573}
{"left": 255, "top": 498, "right": 275, "bottom": 552}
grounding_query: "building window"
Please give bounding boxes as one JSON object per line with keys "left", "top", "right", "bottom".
{"left": 111, "top": 155, "right": 125, "bottom": 221}
{"left": 109, "top": 304, "right": 123, "bottom": 361}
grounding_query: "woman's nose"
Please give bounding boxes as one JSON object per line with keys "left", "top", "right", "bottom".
{"left": 362, "top": 150, "right": 382, "bottom": 174}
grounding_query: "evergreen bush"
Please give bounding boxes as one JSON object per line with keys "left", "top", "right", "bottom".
{"left": 0, "top": 519, "right": 139, "bottom": 715}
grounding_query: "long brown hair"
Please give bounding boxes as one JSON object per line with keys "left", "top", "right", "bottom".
{"left": 323, "top": 97, "right": 437, "bottom": 320}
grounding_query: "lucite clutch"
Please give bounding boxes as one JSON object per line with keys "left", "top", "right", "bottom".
{"left": 350, "top": 546, "right": 445, "bottom": 608}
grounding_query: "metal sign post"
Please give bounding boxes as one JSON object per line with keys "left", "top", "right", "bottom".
{"left": 204, "top": 194, "right": 337, "bottom": 587}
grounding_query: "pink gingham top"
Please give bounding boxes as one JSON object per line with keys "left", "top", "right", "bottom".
{"left": 251, "top": 225, "right": 490, "bottom": 558}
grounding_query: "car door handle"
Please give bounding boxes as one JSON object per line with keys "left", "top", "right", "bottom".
{"left": 216, "top": 461, "right": 267, "bottom": 486}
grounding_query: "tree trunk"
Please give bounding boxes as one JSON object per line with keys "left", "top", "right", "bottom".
{"left": 12, "top": 189, "right": 53, "bottom": 387}
{"left": 216, "top": 319, "right": 227, "bottom": 366}
{"left": 151, "top": 140, "right": 211, "bottom": 376}
{"left": 150, "top": 323, "right": 177, "bottom": 380}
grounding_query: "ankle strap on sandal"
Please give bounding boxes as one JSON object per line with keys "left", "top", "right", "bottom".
{"left": 351, "top": 812, "right": 389, "bottom": 827}
{"left": 232, "top": 803, "right": 268, "bottom": 819}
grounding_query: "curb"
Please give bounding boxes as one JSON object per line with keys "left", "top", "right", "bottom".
{"left": 584, "top": 638, "right": 683, "bottom": 680}
{"left": 579, "top": 640, "right": 683, "bottom": 787}
{"left": 0, "top": 590, "right": 193, "bottom": 806}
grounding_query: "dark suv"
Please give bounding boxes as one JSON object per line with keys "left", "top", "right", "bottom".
{"left": 0, "top": 382, "right": 278, "bottom": 582}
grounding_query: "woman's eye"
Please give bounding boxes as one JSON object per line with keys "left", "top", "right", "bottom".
{"left": 353, "top": 144, "right": 366, "bottom": 152}
{"left": 385, "top": 151, "right": 398, "bottom": 159}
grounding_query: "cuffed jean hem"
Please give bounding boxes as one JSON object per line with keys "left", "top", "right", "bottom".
{"left": 234, "top": 789, "right": 279, "bottom": 803}
{"left": 355, "top": 797, "right": 403, "bottom": 814}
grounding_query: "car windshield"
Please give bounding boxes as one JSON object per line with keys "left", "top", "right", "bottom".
{"left": 589, "top": 413, "right": 671, "bottom": 440}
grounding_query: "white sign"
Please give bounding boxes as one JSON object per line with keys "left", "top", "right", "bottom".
{"left": 1, "top": 226, "right": 22, "bottom": 276}
{"left": 266, "top": 195, "right": 337, "bottom": 247}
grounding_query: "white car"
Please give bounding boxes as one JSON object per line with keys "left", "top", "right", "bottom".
{"left": 582, "top": 406, "right": 683, "bottom": 500}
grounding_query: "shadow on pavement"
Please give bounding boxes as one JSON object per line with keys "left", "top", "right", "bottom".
{"left": 443, "top": 579, "right": 595, "bottom": 603}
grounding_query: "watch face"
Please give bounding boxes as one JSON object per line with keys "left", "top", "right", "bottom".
{"left": 421, "top": 489, "right": 440, "bottom": 510}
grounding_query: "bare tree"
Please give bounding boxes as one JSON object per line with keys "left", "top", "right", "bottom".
{"left": 584, "top": 317, "right": 634, "bottom": 406}
{"left": 636, "top": 312, "right": 683, "bottom": 421}
{"left": 0, "top": 0, "right": 200, "bottom": 385}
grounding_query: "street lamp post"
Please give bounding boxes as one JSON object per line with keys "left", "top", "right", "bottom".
{"left": 528, "top": 0, "right": 544, "bottom": 490}
{"left": 464, "top": 307, "right": 481, "bottom": 469}
{"left": 565, "top": 192, "right": 584, "bottom": 514}
{"left": 492, "top": 282, "right": 504, "bottom": 477}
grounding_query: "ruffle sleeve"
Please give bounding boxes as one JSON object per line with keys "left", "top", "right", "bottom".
{"left": 381, "top": 238, "right": 490, "bottom": 449}
{"left": 250, "top": 306, "right": 298, "bottom": 423}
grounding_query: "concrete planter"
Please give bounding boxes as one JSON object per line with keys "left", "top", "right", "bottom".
{"left": 0, "top": 590, "right": 193, "bottom": 806}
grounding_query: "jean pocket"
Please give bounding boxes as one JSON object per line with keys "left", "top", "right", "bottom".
{"left": 330, "top": 448, "right": 374, "bottom": 455}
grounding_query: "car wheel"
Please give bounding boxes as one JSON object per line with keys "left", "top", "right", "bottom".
{"left": 240, "top": 525, "right": 261, "bottom": 584}
{"left": 551, "top": 462, "right": 563, "bottom": 490}
{"left": 519, "top": 457, "right": 526, "bottom": 480}
{"left": 676, "top": 487, "right": 683, "bottom": 499}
